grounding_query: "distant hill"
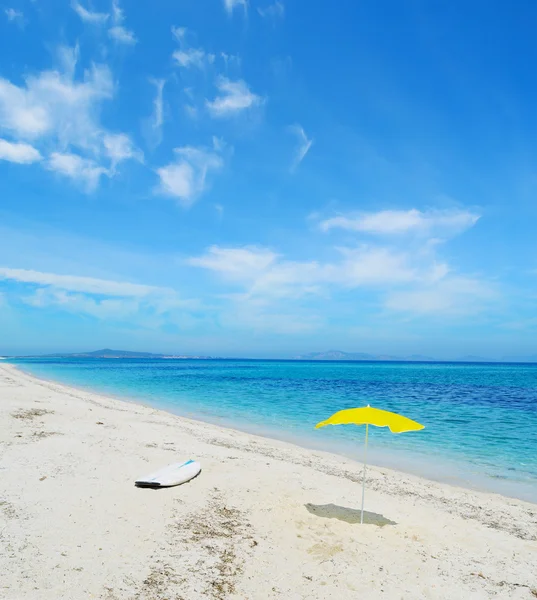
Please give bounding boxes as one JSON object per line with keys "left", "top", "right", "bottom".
{"left": 35, "top": 349, "right": 218, "bottom": 359}
{"left": 44, "top": 348, "right": 165, "bottom": 359}
{"left": 294, "top": 351, "right": 537, "bottom": 363}
{"left": 12, "top": 348, "right": 537, "bottom": 363}
{"left": 294, "top": 350, "right": 435, "bottom": 362}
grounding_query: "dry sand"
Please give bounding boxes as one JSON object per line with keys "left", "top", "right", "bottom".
{"left": 1, "top": 362, "right": 536, "bottom": 600}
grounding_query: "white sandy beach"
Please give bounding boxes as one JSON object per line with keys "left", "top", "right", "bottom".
{"left": 1, "top": 362, "right": 536, "bottom": 599}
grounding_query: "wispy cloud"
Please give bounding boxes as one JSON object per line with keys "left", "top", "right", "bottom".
{"left": 156, "top": 143, "right": 224, "bottom": 207}
{"left": 206, "top": 77, "right": 262, "bottom": 118}
{"left": 21, "top": 287, "right": 196, "bottom": 326}
{"left": 152, "top": 79, "right": 164, "bottom": 131}
{"left": 5, "top": 7, "right": 23, "bottom": 23}
{"left": 108, "top": 0, "right": 136, "bottom": 45}
{"left": 143, "top": 78, "right": 165, "bottom": 149}
{"left": 289, "top": 124, "right": 312, "bottom": 171}
{"left": 47, "top": 152, "right": 109, "bottom": 192}
{"left": 220, "top": 52, "right": 241, "bottom": 70}
{"left": 173, "top": 48, "right": 208, "bottom": 69}
{"left": 257, "top": 1, "right": 284, "bottom": 19}
{"left": 71, "top": 0, "right": 109, "bottom": 24}
{"left": 0, "top": 267, "right": 161, "bottom": 297}
{"left": 188, "top": 246, "right": 278, "bottom": 282}
{"left": 23, "top": 288, "right": 142, "bottom": 320}
{"left": 0, "top": 266, "right": 193, "bottom": 325}
{"left": 103, "top": 133, "right": 143, "bottom": 169}
{"left": 171, "top": 26, "right": 186, "bottom": 41}
{"left": 109, "top": 25, "right": 136, "bottom": 44}
{"left": 188, "top": 245, "right": 334, "bottom": 333}
{"left": 188, "top": 244, "right": 419, "bottom": 300}
{"left": 171, "top": 26, "right": 214, "bottom": 69}
{"left": 319, "top": 208, "right": 480, "bottom": 237}
{"left": 224, "top": 0, "right": 247, "bottom": 15}
{"left": 0, "top": 139, "right": 41, "bottom": 164}
{"left": 187, "top": 206, "right": 493, "bottom": 318}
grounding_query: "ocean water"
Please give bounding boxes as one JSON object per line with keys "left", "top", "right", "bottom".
{"left": 11, "top": 358, "right": 537, "bottom": 503}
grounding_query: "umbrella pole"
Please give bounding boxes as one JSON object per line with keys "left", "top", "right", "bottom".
{"left": 360, "top": 423, "right": 369, "bottom": 524}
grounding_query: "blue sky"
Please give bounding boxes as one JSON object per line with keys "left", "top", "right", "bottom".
{"left": 0, "top": 0, "right": 536, "bottom": 358}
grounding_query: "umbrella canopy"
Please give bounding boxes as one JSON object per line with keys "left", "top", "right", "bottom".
{"left": 315, "top": 405, "right": 424, "bottom": 523}
{"left": 315, "top": 406, "right": 424, "bottom": 433}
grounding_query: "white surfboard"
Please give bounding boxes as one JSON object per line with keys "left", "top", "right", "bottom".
{"left": 135, "top": 459, "right": 201, "bottom": 488}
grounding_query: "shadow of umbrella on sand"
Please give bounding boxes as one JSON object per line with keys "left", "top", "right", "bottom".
{"left": 305, "top": 503, "right": 396, "bottom": 526}
{"left": 315, "top": 405, "right": 424, "bottom": 524}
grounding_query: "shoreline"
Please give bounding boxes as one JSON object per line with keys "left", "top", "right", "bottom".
{"left": 12, "top": 362, "right": 537, "bottom": 504}
{"left": 1, "top": 362, "right": 536, "bottom": 599}
{"left": 7, "top": 363, "right": 470, "bottom": 497}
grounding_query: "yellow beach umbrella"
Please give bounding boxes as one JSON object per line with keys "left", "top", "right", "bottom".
{"left": 315, "top": 405, "right": 424, "bottom": 523}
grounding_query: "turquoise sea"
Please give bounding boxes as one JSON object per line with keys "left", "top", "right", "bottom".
{"left": 11, "top": 358, "right": 537, "bottom": 503}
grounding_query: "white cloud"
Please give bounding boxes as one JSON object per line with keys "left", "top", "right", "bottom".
{"left": 23, "top": 288, "right": 143, "bottom": 320}
{"left": 153, "top": 80, "right": 164, "bottom": 129}
{"left": 156, "top": 144, "right": 223, "bottom": 207}
{"left": 329, "top": 246, "right": 418, "bottom": 287}
{"left": 187, "top": 199, "right": 490, "bottom": 319}
{"left": 0, "top": 79, "right": 51, "bottom": 138}
{"left": 188, "top": 241, "right": 495, "bottom": 320}
{"left": 188, "top": 244, "right": 419, "bottom": 300}
{"left": 0, "top": 46, "right": 139, "bottom": 188}
{"left": 171, "top": 26, "right": 213, "bottom": 70}
{"left": 182, "top": 85, "right": 202, "bottom": 119}
{"left": 206, "top": 77, "right": 262, "bottom": 117}
{"left": 289, "top": 124, "right": 312, "bottom": 171}
{"left": 47, "top": 152, "right": 109, "bottom": 192}
{"left": 5, "top": 8, "right": 23, "bottom": 23}
{"left": 0, "top": 267, "right": 162, "bottom": 297}
{"left": 109, "top": 25, "right": 137, "bottom": 45}
{"left": 220, "top": 52, "right": 241, "bottom": 70}
{"left": 173, "top": 49, "right": 207, "bottom": 69}
{"left": 103, "top": 133, "right": 143, "bottom": 168}
{"left": 21, "top": 286, "right": 195, "bottom": 326}
{"left": 2, "top": 267, "right": 192, "bottom": 324}
{"left": 157, "top": 163, "right": 194, "bottom": 201}
{"left": 0, "top": 139, "right": 41, "bottom": 164}
{"left": 224, "top": 0, "right": 247, "bottom": 15}
{"left": 0, "top": 54, "right": 113, "bottom": 149}
{"left": 171, "top": 26, "right": 186, "bottom": 41}
{"left": 187, "top": 246, "right": 278, "bottom": 282}
{"left": 71, "top": 0, "right": 109, "bottom": 24}
{"left": 108, "top": 0, "right": 136, "bottom": 45}
{"left": 111, "top": 0, "right": 122, "bottom": 22}
{"left": 319, "top": 208, "right": 480, "bottom": 237}
{"left": 143, "top": 78, "right": 165, "bottom": 148}
{"left": 258, "top": 1, "right": 284, "bottom": 18}
{"left": 211, "top": 136, "right": 227, "bottom": 153}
